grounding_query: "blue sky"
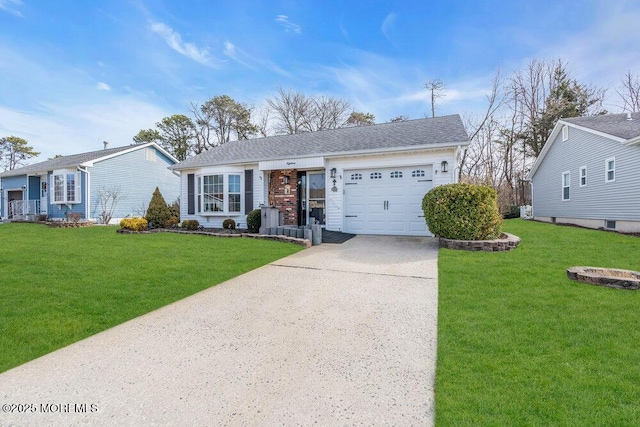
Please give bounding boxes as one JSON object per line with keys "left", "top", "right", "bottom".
{"left": 1, "top": 0, "right": 639, "bottom": 160}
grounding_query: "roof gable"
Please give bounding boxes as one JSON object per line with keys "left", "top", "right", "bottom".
{"left": 0, "top": 143, "right": 177, "bottom": 177}
{"left": 527, "top": 113, "right": 640, "bottom": 180}
{"left": 172, "top": 114, "right": 469, "bottom": 170}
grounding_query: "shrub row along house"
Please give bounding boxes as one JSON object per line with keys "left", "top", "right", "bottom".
{"left": 0, "top": 142, "right": 180, "bottom": 223}
{"left": 528, "top": 112, "right": 640, "bottom": 233}
{"left": 170, "top": 115, "right": 469, "bottom": 236}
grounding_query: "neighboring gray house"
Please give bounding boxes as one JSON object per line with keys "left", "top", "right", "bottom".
{"left": 527, "top": 112, "right": 640, "bottom": 232}
{"left": 0, "top": 142, "right": 180, "bottom": 223}
{"left": 171, "top": 115, "right": 470, "bottom": 236}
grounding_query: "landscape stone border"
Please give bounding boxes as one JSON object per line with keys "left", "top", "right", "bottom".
{"left": 116, "top": 228, "right": 312, "bottom": 248}
{"left": 439, "top": 233, "right": 520, "bottom": 252}
{"left": 567, "top": 266, "right": 640, "bottom": 290}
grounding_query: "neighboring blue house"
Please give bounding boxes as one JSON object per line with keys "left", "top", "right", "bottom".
{"left": 0, "top": 142, "right": 180, "bottom": 223}
{"left": 527, "top": 112, "right": 640, "bottom": 233}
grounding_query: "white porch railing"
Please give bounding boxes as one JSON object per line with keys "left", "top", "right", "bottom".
{"left": 8, "top": 200, "right": 41, "bottom": 220}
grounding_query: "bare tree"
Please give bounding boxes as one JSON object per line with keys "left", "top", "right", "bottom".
{"left": 425, "top": 79, "right": 446, "bottom": 117}
{"left": 266, "top": 87, "right": 352, "bottom": 134}
{"left": 267, "top": 87, "right": 313, "bottom": 134}
{"left": 617, "top": 70, "right": 640, "bottom": 113}
{"left": 97, "top": 186, "right": 126, "bottom": 225}
{"left": 254, "top": 106, "right": 271, "bottom": 138}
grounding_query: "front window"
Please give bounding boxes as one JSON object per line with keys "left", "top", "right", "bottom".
{"left": 562, "top": 171, "right": 570, "bottom": 201}
{"left": 606, "top": 157, "right": 615, "bottom": 182}
{"left": 52, "top": 171, "right": 81, "bottom": 204}
{"left": 198, "top": 173, "right": 242, "bottom": 214}
{"left": 580, "top": 166, "right": 587, "bottom": 187}
{"left": 228, "top": 174, "right": 241, "bottom": 212}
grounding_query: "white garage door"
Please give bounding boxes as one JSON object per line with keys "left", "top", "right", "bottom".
{"left": 344, "top": 166, "right": 433, "bottom": 236}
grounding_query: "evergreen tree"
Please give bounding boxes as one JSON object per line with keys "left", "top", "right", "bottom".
{"left": 145, "top": 187, "right": 171, "bottom": 228}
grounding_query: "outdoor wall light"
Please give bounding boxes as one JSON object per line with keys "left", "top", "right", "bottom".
{"left": 330, "top": 168, "right": 337, "bottom": 179}
{"left": 22, "top": 185, "right": 27, "bottom": 190}
{"left": 441, "top": 161, "right": 449, "bottom": 173}
{"left": 283, "top": 175, "right": 290, "bottom": 185}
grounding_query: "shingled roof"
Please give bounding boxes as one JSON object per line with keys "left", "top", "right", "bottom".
{"left": 563, "top": 112, "right": 640, "bottom": 140}
{"left": 0, "top": 143, "right": 169, "bottom": 178}
{"left": 172, "top": 114, "right": 469, "bottom": 170}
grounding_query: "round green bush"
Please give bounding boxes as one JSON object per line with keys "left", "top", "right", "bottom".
{"left": 222, "top": 218, "right": 236, "bottom": 229}
{"left": 246, "top": 209, "right": 261, "bottom": 233}
{"left": 422, "top": 183, "right": 503, "bottom": 240}
{"left": 181, "top": 219, "right": 200, "bottom": 230}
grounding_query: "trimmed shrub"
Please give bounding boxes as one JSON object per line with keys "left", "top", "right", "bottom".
{"left": 502, "top": 205, "right": 521, "bottom": 219}
{"left": 168, "top": 199, "right": 180, "bottom": 222}
{"left": 422, "top": 183, "right": 503, "bottom": 240}
{"left": 246, "top": 209, "right": 261, "bottom": 233}
{"left": 165, "top": 217, "right": 179, "bottom": 228}
{"left": 145, "top": 187, "right": 171, "bottom": 228}
{"left": 222, "top": 218, "right": 236, "bottom": 229}
{"left": 120, "top": 217, "right": 148, "bottom": 232}
{"left": 182, "top": 219, "right": 200, "bottom": 230}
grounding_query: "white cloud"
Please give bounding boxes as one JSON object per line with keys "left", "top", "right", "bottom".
{"left": 223, "top": 40, "right": 291, "bottom": 77}
{"left": 0, "top": 0, "right": 24, "bottom": 17}
{"left": 96, "top": 82, "right": 111, "bottom": 91}
{"left": 381, "top": 13, "right": 396, "bottom": 42}
{"left": 149, "top": 21, "right": 220, "bottom": 67}
{"left": 275, "top": 15, "right": 301, "bottom": 34}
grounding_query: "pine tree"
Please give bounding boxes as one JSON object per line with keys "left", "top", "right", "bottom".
{"left": 145, "top": 187, "right": 171, "bottom": 228}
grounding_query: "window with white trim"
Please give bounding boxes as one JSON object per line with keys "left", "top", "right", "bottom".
{"left": 51, "top": 170, "right": 81, "bottom": 204}
{"left": 370, "top": 172, "right": 382, "bottom": 180}
{"left": 411, "top": 170, "right": 425, "bottom": 177}
{"left": 605, "top": 157, "right": 615, "bottom": 182}
{"left": 350, "top": 173, "right": 362, "bottom": 180}
{"left": 145, "top": 148, "right": 156, "bottom": 162}
{"left": 562, "top": 125, "right": 569, "bottom": 141}
{"left": 390, "top": 171, "right": 403, "bottom": 178}
{"left": 579, "top": 166, "right": 587, "bottom": 187}
{"left": 197, "top": 173, "right": 242, "bottom": 214}
{"left": 562, "top": 171, "right": 570, "bottom": 201}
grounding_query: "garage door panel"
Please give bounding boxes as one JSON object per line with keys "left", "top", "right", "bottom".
{"left": 344, "top": 165, "right": 433, "bottom": 236}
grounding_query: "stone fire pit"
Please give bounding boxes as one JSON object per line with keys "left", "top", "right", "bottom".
{"left": 567, "top": 266, "right": 640, "bottom": 290}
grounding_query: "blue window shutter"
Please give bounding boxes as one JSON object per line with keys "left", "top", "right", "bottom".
{"left": 244, "top": 170, "right": 253, "bottom": 214}
{"left": 187, "top": 174, "right": 195, "bottom": 215}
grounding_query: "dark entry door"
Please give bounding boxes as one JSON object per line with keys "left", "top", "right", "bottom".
{"left": 297, "top": 172, "right": 306, "bottom": 226}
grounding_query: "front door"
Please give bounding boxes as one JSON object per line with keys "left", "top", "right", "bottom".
{"left": 40, "top": 179, "right": 48, "bottom": 215}
{"left": 308, "top": 172, "right": 326, "bottom": 225}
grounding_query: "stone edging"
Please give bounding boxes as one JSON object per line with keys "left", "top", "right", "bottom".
{"left": 567, "top": 266, "right": 640, "bottom": 290}
{"left": 439, "top": 233, "right": 520, "bottom": 252}
{"left": 117, "top": 228, "right": 311, "bottom": 248}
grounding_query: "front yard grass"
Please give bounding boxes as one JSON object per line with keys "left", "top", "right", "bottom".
{"left": 436, "top": 219, "right": 640, "bottom": 425}
{"left": 0, "top": 223, "right": 303, "bottom": 373}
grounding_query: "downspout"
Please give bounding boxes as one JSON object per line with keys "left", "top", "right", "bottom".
{"left": 78, "top": 166, "right": 90, "bottom": 221}
{"left": 454, "top": 145, "right": 462, "bottom": 183}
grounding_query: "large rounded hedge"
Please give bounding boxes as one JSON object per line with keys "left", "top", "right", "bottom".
{"left": 422, "top": 183, "right": 503, "bottom": 240}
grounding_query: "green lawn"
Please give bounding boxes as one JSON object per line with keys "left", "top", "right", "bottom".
{"left": 436, "top": 219, "right": 640, "bottom": 425}
{"left": 0, "top": 223, "right": 302, "bottom": 373}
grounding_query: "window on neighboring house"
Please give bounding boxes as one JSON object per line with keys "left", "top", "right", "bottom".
{"left": 198, "top": 173, "right": 242, "bottom": 214}
{"left": 562, "top": 125, "right": 569, "bottom": 141}
{"left": 562, "top": 171, "right": 570, "bottom": 201}
{"left": 51, "top": 171, "right": 81, "bottom": 204}
{"left": 605, "top": 157, "right": 615, "bottom": 182}
{"left": 580, "top": 166, "right": 587, "bottom": 187}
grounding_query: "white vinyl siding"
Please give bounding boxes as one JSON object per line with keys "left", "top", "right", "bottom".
{"left": 562, "top": 171, "right": 570, "bottom": 201}
{"left": 605, "top": 157, "right": 615, "bottom": 182}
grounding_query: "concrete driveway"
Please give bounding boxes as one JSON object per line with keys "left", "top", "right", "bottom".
{"left": 0, "top": 235, "right": 439, "bottom": 426}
